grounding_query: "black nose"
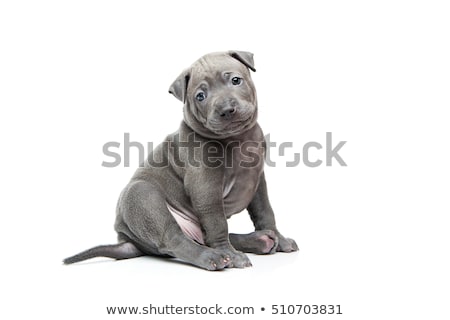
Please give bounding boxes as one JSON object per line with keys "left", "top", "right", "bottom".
{"left": 219, "top": 106, "right": 236, "bottom": 119}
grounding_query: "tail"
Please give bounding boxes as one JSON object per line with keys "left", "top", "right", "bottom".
{"left": 63, "top": 242, "right": 143, "bottom": 264}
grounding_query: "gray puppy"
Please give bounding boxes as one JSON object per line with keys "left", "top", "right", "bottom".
{"left": 64, "top": 51, "right": 298, "bottom": 270}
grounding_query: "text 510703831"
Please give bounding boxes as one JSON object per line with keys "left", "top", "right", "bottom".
{"left": 270, "top": 305, "right": 342, "bottom": 315}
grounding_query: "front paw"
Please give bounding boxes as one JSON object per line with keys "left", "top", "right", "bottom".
{"left": 197, "top": 248, "right": 233, "bottom": 271}
{"left": 218, "top": 246, "right": 252, "bottom": 268}
{"left": 277, "top": 235, "right": 299, "bottom": 252}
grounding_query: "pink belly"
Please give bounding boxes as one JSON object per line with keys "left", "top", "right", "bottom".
{"left": 167, "top": 203, "right": 204, "bottom": 245}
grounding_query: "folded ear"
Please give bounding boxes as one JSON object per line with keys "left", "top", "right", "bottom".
{"left": 228, "top": 50, "right": 256, "bottom": 72}
{"left": 168, "top": 69, "right": 190, "bottom": 103}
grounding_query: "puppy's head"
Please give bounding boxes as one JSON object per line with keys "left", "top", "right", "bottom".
{"left": 169, "top": 51, "right": 258, "bottom": 139}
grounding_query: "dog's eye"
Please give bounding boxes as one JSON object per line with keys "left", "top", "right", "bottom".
{"left": 231, "top": 77, "right": 242, "bottom": 86}
{"left": 196, "top": 92, "right": 206, "bottom": 101}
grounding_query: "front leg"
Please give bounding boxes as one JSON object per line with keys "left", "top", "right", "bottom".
{"left": 185, "top": 169, "right": 252, "bottom": 268}
{"left": 246, "top": 172, "right": 298, "bottom": 252}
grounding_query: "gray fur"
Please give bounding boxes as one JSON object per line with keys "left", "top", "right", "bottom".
{"left": 64, "top": 51, "right": 298, "bottom": 270}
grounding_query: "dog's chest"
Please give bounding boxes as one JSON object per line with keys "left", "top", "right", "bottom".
{"left": 222, "top": 143, "right": 264, "bottom": 217}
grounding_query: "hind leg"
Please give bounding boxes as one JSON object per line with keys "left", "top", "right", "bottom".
{"left": 115, "top": 180, "right": 232, "bottom": 270}
{"left": 229, "top": 230, "right": 279, "bottom": 254}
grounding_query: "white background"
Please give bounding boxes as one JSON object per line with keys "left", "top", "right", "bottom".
{"left": 1, "top": 1, "right": 449, "bottom": 319}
